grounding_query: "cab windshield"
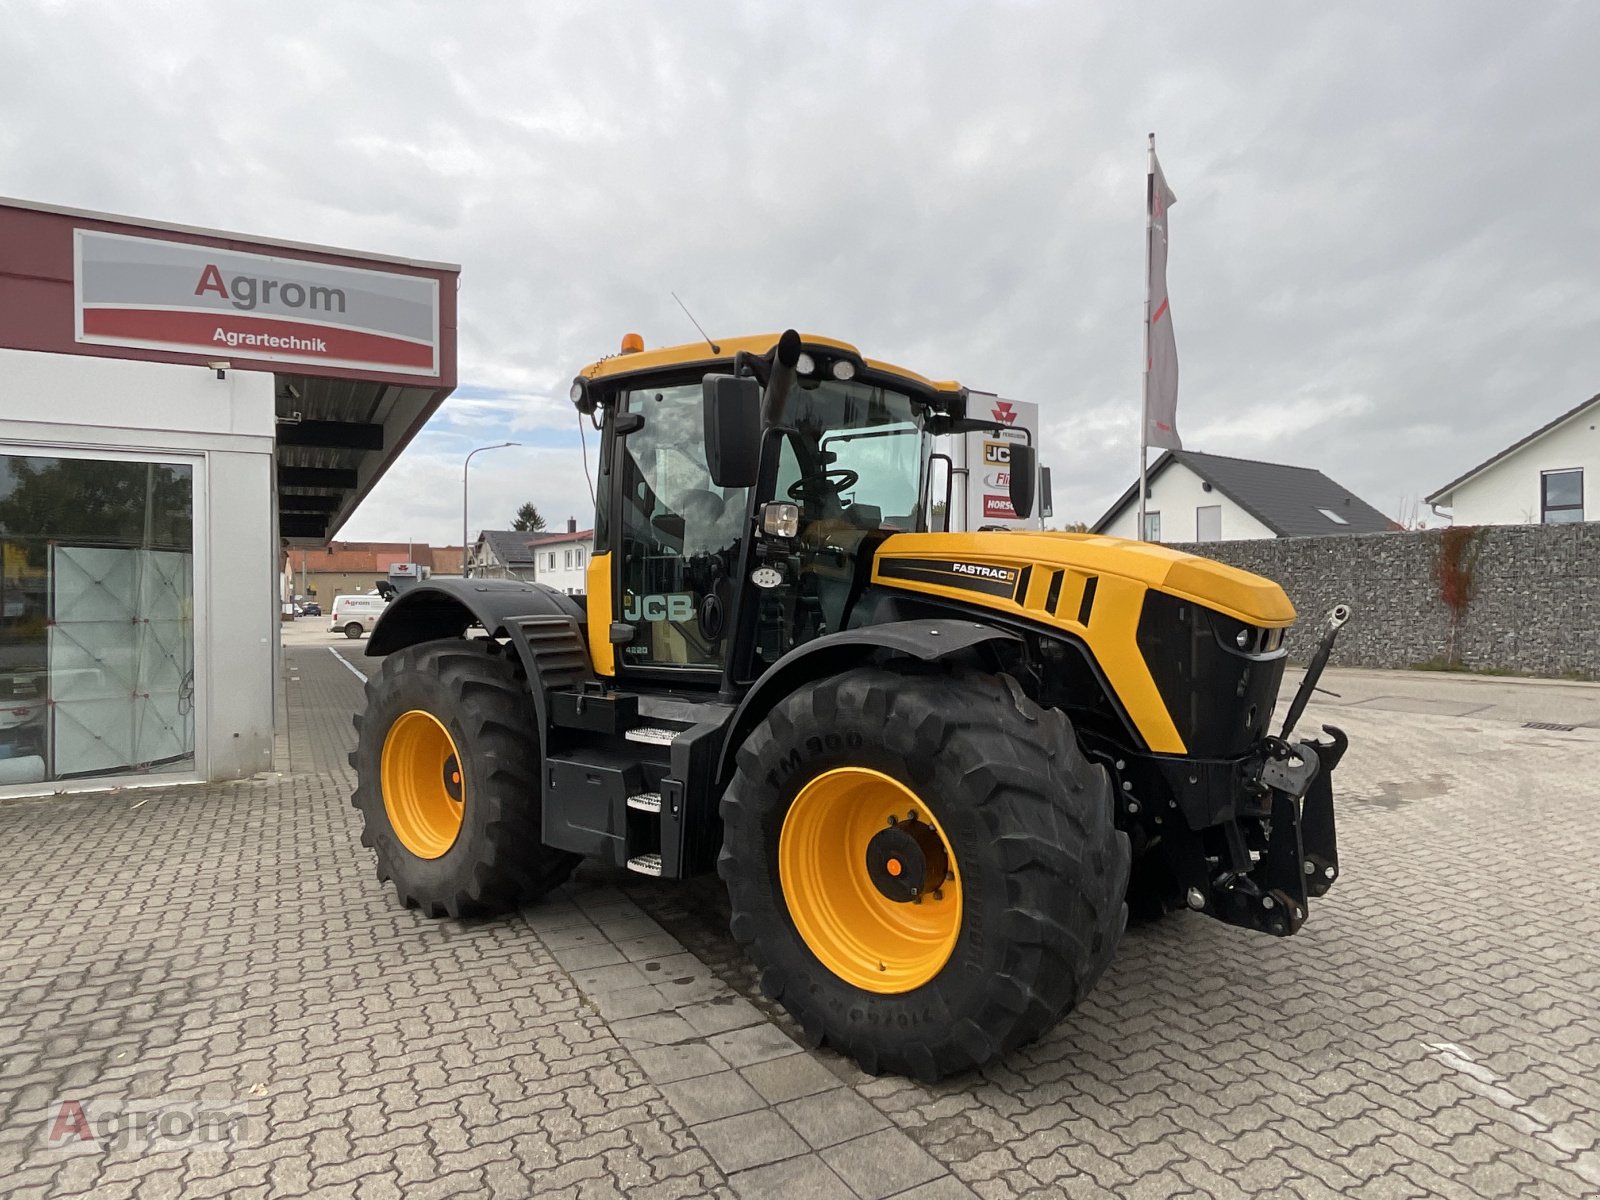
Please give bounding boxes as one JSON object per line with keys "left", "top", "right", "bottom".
{"left": 776, "top": 379, "right": 930, "bottom": 533}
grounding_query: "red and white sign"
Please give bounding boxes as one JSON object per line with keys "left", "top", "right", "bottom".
{"left": 983, "top": 494, "right": 1016, "bottom": 518}
{"left": 74, "top": 230, "right": 441, "bottom": 377}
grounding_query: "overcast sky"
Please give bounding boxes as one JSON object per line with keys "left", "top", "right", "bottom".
{"left": 5, "top": 2, "right": 1599, "bottom": 541}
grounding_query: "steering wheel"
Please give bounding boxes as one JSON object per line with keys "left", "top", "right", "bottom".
{"left": 787, "top": 469, "right": 859, "bottom": 503}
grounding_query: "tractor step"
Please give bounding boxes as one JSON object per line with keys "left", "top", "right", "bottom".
{"left": 626, "top": 791, "right": 662, "bottom": 813}
{"left": 626, "top": 853, "right": 663, "bottom": 877}
{"left": 624, "top": 726, "right": 677, "bottom": 746}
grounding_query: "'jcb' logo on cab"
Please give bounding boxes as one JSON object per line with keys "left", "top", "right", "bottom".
{"left": 983, "top": 440, "right": 1011, "bottom": 465}
{"left": 624, "top": 593, "right": 695, "bottom": 622}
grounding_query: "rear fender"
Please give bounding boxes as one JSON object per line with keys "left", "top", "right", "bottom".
{"left": 366, "top": 579, "right": 592, "bottom": 733}
{"left": 366, "top": 578, "right": 585, "bottom": 656}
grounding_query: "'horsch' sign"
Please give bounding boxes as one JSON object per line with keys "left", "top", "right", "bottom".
{"left": 73, "top": 230, "right": 440, "bottom": 377}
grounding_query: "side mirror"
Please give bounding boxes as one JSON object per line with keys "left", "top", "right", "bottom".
{"left": 1008, "top": 443, "right": 1036, "bottom": 521}
{"left": 703, "top": 374, "right": 761, "bottom": 488}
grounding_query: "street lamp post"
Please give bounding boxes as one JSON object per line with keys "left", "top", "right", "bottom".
{"left": 463, "top": 442, "right": 520, "bottom": 577}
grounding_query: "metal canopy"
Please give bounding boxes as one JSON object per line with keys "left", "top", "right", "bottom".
{"left": 274, "top": 373, "right": 448, "bottom": 545}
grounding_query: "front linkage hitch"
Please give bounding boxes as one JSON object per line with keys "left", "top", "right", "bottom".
{"left": 1139, "top": 604, "right": 1353, "bottom": 937}
{"left": 1215, "top": 604, "right": 1353, "bottom": 935}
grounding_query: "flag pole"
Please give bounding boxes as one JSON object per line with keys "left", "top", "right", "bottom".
{"left": 1138, "top": 131, "right": 1155, "bottom": 541}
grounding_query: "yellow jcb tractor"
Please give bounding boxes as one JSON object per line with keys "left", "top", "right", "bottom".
{"left": 350, "top": 330, "right": 1348, "bottom": 1081}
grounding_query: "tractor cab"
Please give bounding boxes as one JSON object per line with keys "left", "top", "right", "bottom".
{"left": 570, "top": 330, "right": 1033, "bottom": 692}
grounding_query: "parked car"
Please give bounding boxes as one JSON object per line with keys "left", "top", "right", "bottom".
{"left": 298, "top": 601, "right": 322, "bottom": 617}
{"left": 329, "top": 594, "right": 387, "bottom": 639}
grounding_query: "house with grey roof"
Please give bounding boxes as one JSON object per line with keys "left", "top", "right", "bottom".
{"left": 1426, "top": 392, "right": 1597, "bottom": 526}
{"left": 466, "top": 529, "right": 540, "bottom": 579}
{"left": 1093, "top": 450, "right": 1396, "bottom": 543}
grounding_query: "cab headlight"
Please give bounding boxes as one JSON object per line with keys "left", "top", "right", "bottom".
{"left": 761, "top": 502, "right": 800, "bottom": 538}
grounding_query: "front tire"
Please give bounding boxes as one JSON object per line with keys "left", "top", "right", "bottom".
{"left": 349, "top": 639, "right": 578, "bottom": 917}
{"left": 720, "top": 666, "right": 1129, "bottom": 1081}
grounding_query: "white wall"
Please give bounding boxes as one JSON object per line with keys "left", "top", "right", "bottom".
{"left": 0, "top": 348, "right": 277, "bottom": 790}
{"left": 1445, "top": 407, "right": 1599, "bottom": 525}
{"left": 1099, "top": 462, "right": 1276, "bottom": 542}
{"left": 533, "top": 537, "right": 592, "bottom": 594}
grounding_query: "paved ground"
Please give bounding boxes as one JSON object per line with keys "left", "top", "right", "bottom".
{"left": 1, "top": 632, "right": 1598, "bottom": 1198}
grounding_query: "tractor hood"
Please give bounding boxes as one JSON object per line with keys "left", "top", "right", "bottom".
{"left": 872, "top": 532, "right": 1295, "bottom": 628}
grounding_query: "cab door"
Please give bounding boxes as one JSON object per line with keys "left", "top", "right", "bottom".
{"left": 611, "top": 382, "right": 746, "bottom": 676}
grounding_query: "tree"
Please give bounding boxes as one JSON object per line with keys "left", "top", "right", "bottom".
{"left": 511, "top": 502, "right": 546, "bottom": 532}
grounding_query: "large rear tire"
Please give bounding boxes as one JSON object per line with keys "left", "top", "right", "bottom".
{"left": 720, "top": 666, "right": 1129, "bottom": 1081}
{"left": 349, "top": 639, "right": 578, "bottom": 917}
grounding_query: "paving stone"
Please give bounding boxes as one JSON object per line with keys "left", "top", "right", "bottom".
{"left": 611, "top": 1012, "right": 703, "bottom": 1046}
{"left": 821, "top": 1128, "right": 947, "bottom": 1200}
{"left": 657, "top": 1070, "right": 769, "bottom": 1125}
{"left": 692, "top": 1109, "right": 809, "bottom": 1174}
{"left": 569, "top": 962, "right": 652, "bottom": 993}
{"left": 631, "top": 1042, "right": 730, "bottom": 1085}
{"left": 677, "top": 996, "right": 767, "bottom": 1037}
{"left": 729, "top": 1153, "right": 858, "bottom": 1200}
{"left": 550, "top": 943, "right": 628, "bottom": 971}
{"left": 740, "top": 1054, "right": 843, "bottom": 1104}
{"left": 707, "top": 1022, "right": 802, "bottom": 1068}
{"left": 611, "top": 932, "right": 686, "bottom": 962}
{"left": 586, "top": 986, "right": 673, "bottom": 1021}
{"left": 778, "top": 1088, "right": 893, "bottom": 1148}
{"left": 890, "top": 1177, "right": 983, "bottom": 1200}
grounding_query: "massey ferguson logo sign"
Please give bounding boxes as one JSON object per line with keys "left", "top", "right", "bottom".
{"left": 74, "top": 230, "right": 440, "bottom": 376}
{"left": 991, "top": 400, "right": 1017, "bottom": 424}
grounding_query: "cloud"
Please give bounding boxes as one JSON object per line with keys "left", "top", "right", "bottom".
{"left": 4, "top": 1, "right": 1598, "bottom": 540}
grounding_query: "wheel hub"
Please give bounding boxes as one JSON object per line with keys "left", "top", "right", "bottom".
{"left": 381, "top": 709, "right": 466, "bottom": 860}
{"left": 865, "top": 819, "right": 949, "bottom": 903}
{"left": 777, "top": 767, "right": 963, "bottom": 994}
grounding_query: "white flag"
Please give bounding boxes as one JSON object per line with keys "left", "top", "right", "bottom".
{"left": 1146, "top": 150, "right": 1181, "bottom": 450}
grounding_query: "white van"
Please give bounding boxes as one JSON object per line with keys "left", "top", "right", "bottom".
{"left": 329, "top": 594, "right": 389, "bottom": 639}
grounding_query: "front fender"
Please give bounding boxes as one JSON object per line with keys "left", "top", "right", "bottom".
{"left": 716, "top": 619, "right": 1021, "bottom": 785}
{"left": 366, "top": 578, "right": 584, "bottom": 656}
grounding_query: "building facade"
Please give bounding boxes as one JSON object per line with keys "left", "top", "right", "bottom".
{"left": 530, "top": 522, "right": 594, "bottom": 594}
{"left": 288, "top": 541, "right": 464, "bottom": 603}
{"left": 0, "top": 196, "right": 457, "bottom": 796}
{"left": 1427, "top": 393, "right": 1597, "bottom": 526}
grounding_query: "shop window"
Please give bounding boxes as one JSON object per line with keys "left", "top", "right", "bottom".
{"left": 0, "top": 453, "right": 194, "bottom": 786}
{"left": 1542, "top": 469, "right": 1583, "bottom": 524}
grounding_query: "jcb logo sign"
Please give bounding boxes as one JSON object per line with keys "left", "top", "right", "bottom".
{"left": 983, "top": 441, "right": 1011, "bottom": 466}
{"left": 623, "top": 592, "right": 694, "bottom": 622}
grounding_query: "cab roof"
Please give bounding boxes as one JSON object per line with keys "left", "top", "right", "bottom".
{"left": 578, "top": 332, "right": 964, "bottom": 395}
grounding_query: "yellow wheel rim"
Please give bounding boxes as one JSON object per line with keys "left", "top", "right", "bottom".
{"left": 381, "top": 710, "right": 466, "bottom": 859}
{"left": 778, "top": 767, "right": 963, "bottom": 994}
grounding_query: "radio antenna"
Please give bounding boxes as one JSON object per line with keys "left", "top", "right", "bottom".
{"left": 672, "top": 292, "right": 720, "bottom": 354}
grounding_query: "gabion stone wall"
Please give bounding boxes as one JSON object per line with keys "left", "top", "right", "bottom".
{"left": 1169, "top": 523, "right": 1600, "bottom": 678}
